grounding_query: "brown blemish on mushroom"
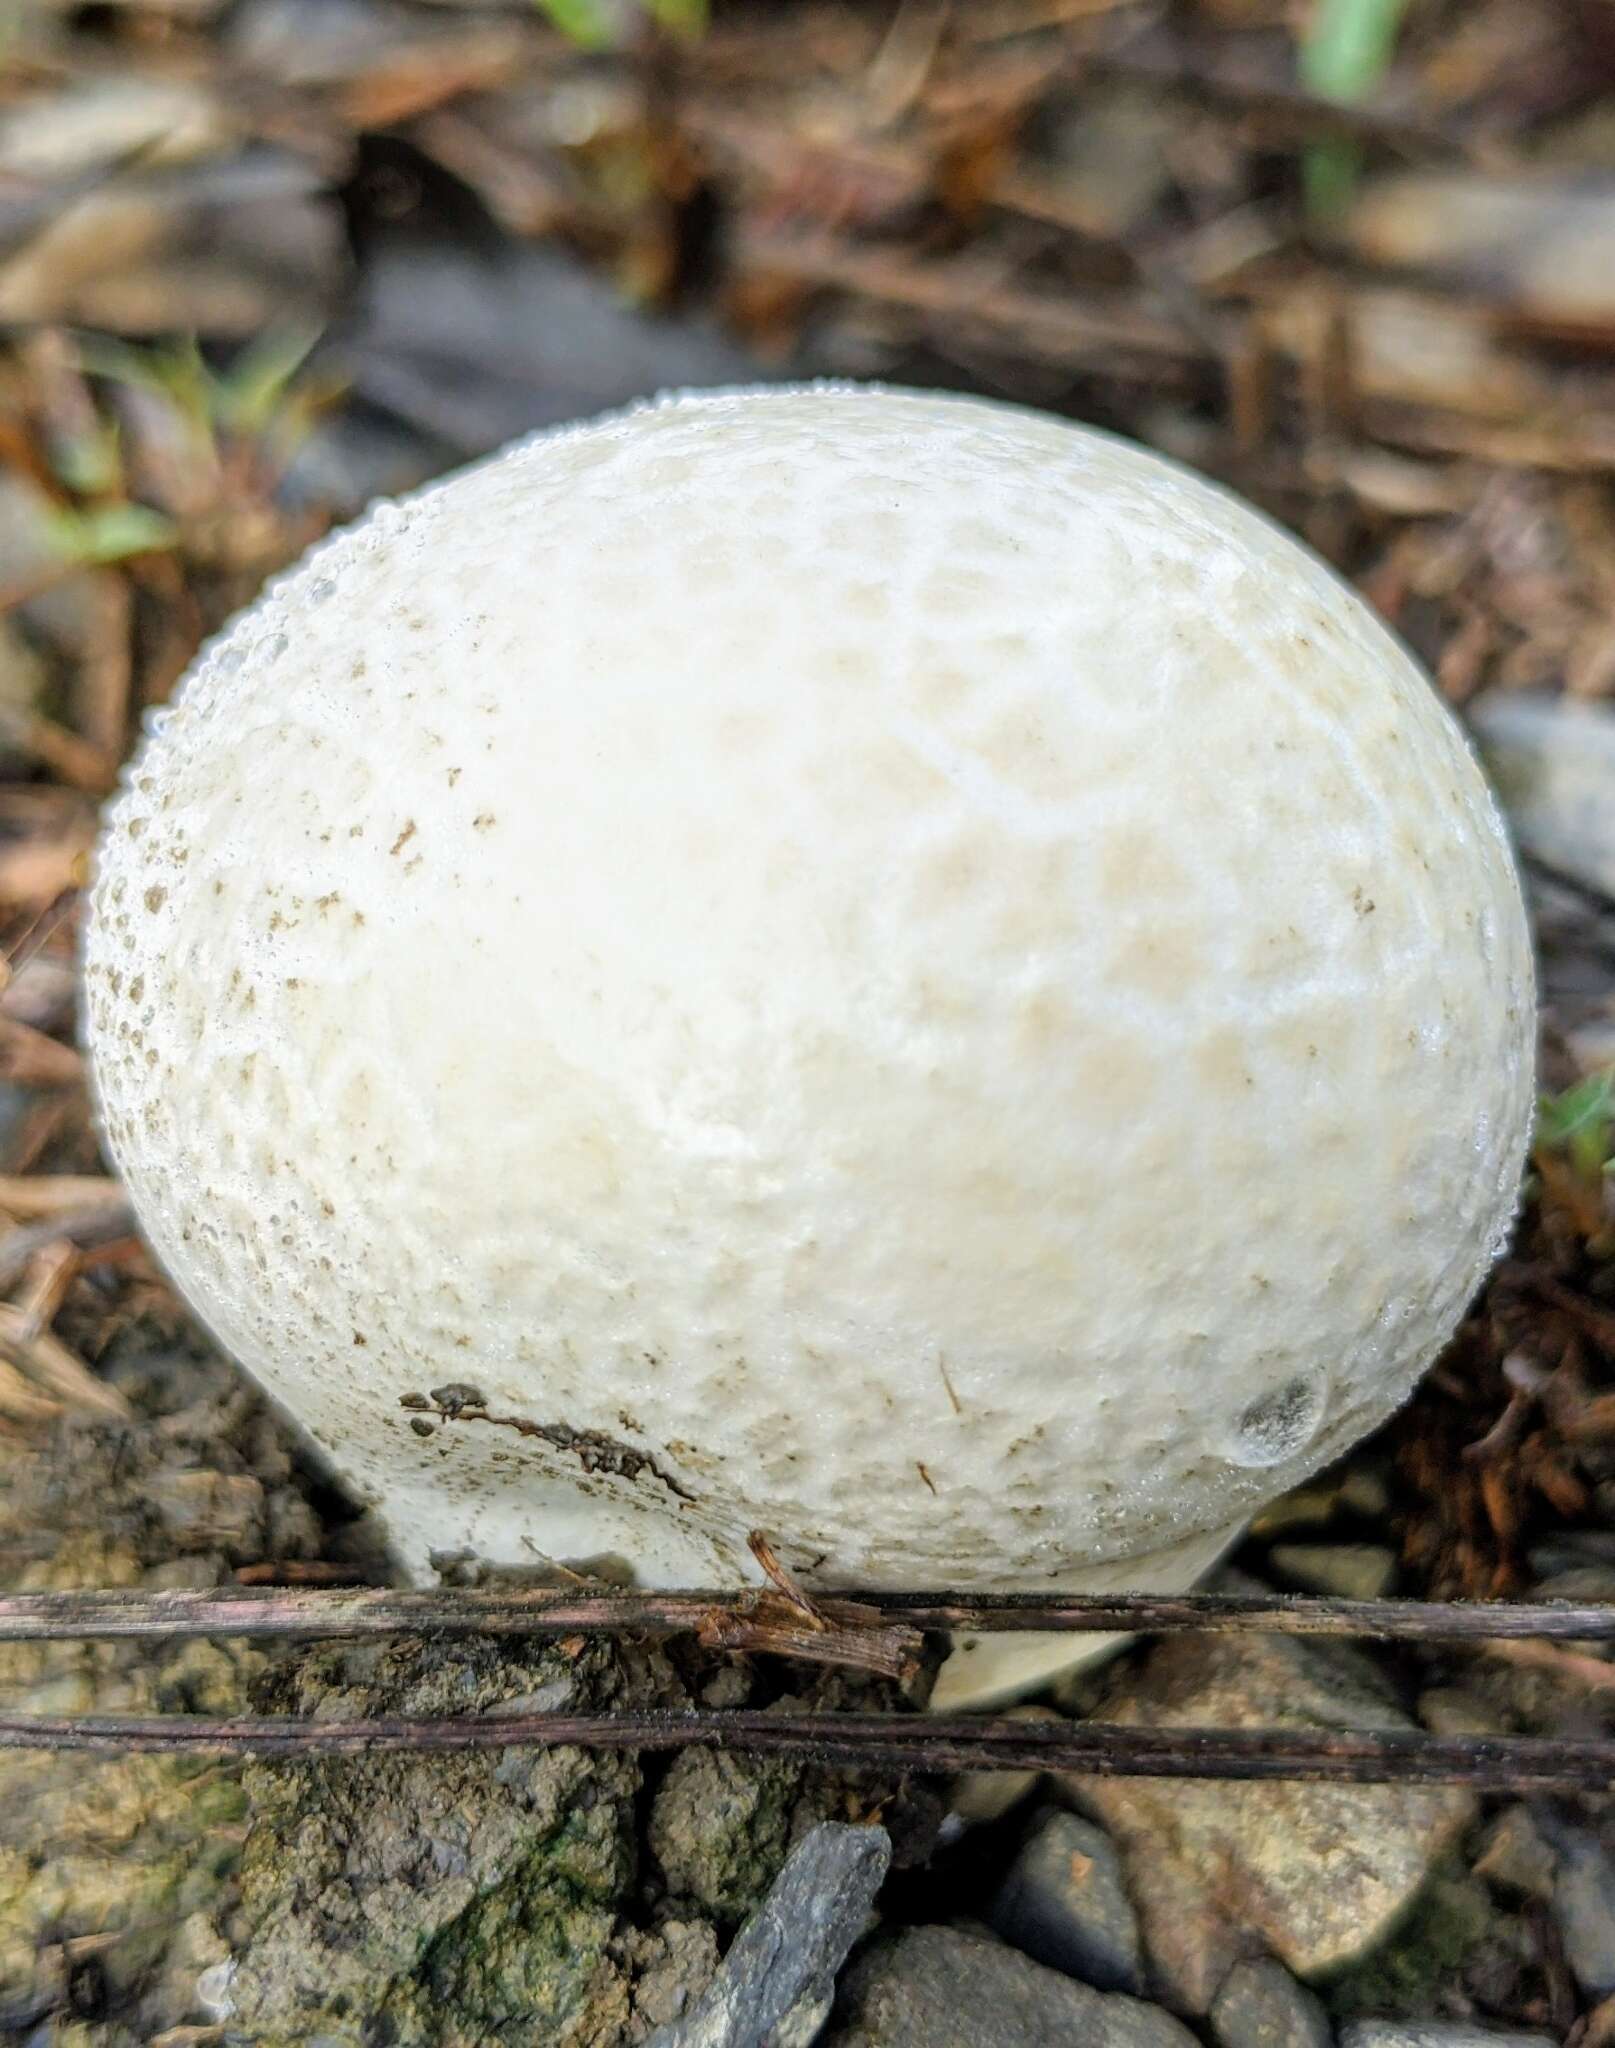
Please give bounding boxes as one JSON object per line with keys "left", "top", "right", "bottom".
{"left": 389, "top": 820, "right": 417, "bottom": 857}
{"left": 406, "top": 1388, "right": 698, "bottom": 1503}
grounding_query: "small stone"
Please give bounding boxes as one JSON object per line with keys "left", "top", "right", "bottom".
{"left": 645, "top": 1822, "right": 890, "bottom": 2048}
{"left": 827, "top": 1924, "right": 1198, "bottom": 2048}
{"left": 1474, "top": 1806, "right": 1558, "bottom": 1901}
{"left": 1058, "top": 1632, "right": 1474, "bottom": 2010}
{"left": 1553, "top": 1828, "right": 1615, "bottom": 1995}
{"left": 700, "top": 1663, "right": 752, "bottom": 1710}
{"left": 622, "top": 1919, "right": 720, "bottom": 2032}
{"left": 1528, "top": 1530, "right": 1615, "bottom": 1576}
{"left": 1472, "top": 691, "right": 1615, "bottom": 902}
{"left": 1417, "top": 1687, "right": 1503, "bottom": 1737}
{"left": 988, "top": 1808, "right": 1144, "bottom": 1994}
{"left": 264, "top": 1488, "right": 322, "bottom": 1559}
{"left": 1208, "top": 1956, "right": 1331, "bottom": 2048}
{"left": 648, "top": 1746, "right": 804, "bottom": 1927}
{"left": 1248, "top": 1485, "right": 1340, "bottom": 1539}
{"left": 145, "top": 1469, "right": 265, "bottom": 1557}
{"left": 1339, "top": 2026, "right": 1554, "bottom": 2047}
{"left": 1337, "top": 1466, "right": 1392, "bottom": 1519}
{"left": 950, "top": 1706, "right": 1062, "bottom": 1827}
{"left": 1531, "top": 1564, "right": 1615, "bottom": 1603}
{"left": 1268, "top": 1543, "right": 1398, "bottom": 1599}
{"left": 1328, "top": 1868, "right": 1509, "bottom": 2028}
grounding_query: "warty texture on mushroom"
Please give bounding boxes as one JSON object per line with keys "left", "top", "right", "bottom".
{"left": 84, "top": 385, "right": 1534, "bottom": 1708}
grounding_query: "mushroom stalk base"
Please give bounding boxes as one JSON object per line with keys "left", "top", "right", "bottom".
{"left": 929, "top": 1518, "right": 1248, "bottom": 1709}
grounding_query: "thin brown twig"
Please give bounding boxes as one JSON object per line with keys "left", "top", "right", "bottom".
{"left": 0, "top": 560, "right": 78, "bottom": 618}
{"left": 0, "top": 1706, "right": 1609, "bottom": 1789}
{"left": 76, "top": 570, "right": 133, "bottom": 765}
{"left": 0, "top": 1196, "right": 136, "bottom": 1293}
{"left": 0, "top": 1582, "right": 1610, "bottom": 1647}
{"left": 233, "top": 1561, "right": 370, "bottom": 1587}
{"left": 0, "top": 1303, "right": 131, "bottom": 1422}
{"left": 0, "top": 1016, "right": 83, "bottom": 1089}
{"left": 0, "top": 1355, "right": 59, "bottom": 1426}
{"left": 1, "top": 887, "right": 80, "bottom": 983}
{"left": 12, "top": 1239, "right": 81, "bottom": 1340}
{"left": 0, "top": 706, "right": 117, "bottom": 795}
{"left": 0, "top": 1174, "right": 122, "bottom": 1221}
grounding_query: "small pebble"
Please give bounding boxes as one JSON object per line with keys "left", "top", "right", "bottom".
{"left": 1530, "top": 1565, "right": 1615, "bottom": 1603}
{"left": 700, "top": 1664, "right": 752, "bottom": 1710}
{"left": 1474, "top": 1806, "right": 1558, "bottom": 1902}
{"left": 1416, "top": 1688, "right": 1503, "bottom": 1737}
{"left": 827, "top": 1924, "right": 1195, "bottom": 2047}
{"left": 1553, "top": 1828, "right": 1615, "bottom": 1996}
{"left": 988, "top": 1808, "right": 1145, "bottom": 1995}
{"left": 1248, "top": 1486, "right": 1340, "bottom": 1539}
{"left": 1058, "top": 1629, "right": 1474, "bottom": 2010}
{"left": 646, "top": 1821, "right": 889, "bottom": 2048}
{"left": 1268, "top": 1544, "right": 1398, "bottom": 1600}
{"left": 1338, "top": 2027, "right": 1553, "bottom": 2047}
{"left": 1528, "top": 1530, "right": 1615, "bottom": 1576}
{"left": 1208, "top": 1955, "right": 1331, "bottom": 2048}
{"left": 1337, "top": 1467, "right": 1392, "bottom": 1519}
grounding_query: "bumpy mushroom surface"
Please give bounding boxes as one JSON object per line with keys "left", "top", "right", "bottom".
{"left": 85, "top": 386, "right": 1533, "bottom": 1706}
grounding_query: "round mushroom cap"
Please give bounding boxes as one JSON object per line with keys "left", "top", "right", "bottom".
{"left": 85, "top": 386, "right": 1533, "bottom": 1701}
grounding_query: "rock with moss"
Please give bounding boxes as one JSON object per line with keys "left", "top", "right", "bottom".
{"left": 0, "top": 1323, "right": 334, "bottom": 2044}
{"left": 1326, "top": 1868, "right": 1528, "bottom": 2027}
{"left": 646, "top": 1672, "right": 901, "bottom": 1933}
{"left": 229, "top": 1630, "right": 694, "bottom": 2047}
{"left": 648, "top": 1747, "right": 807, "bottom": 1929}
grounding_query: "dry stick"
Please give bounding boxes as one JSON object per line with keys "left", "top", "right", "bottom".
{"left": 0, "top": 1176, "right": 115, "bottom": 1221}
{"left": 0, "top": 1584, "right": 925, "bottom": 1682}
{"left": 0, "top": 1303, "right": 132, "bottom": 1423}
{"left": 1, "top": 886, "right": 81, "bottom": 988}
{"left": 0, "top": 1707, "right": 1610, "bottom": 1789}
{"left": 0, "top": 1196, "right": 135, "bottom": 1294}
{"left": 2, "top": 1583, "right": 1614, "bottom": 1649}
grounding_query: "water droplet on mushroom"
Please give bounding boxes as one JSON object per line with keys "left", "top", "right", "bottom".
{"left": 1229, "top": 1370, "right": 1328, "bottom": 1468}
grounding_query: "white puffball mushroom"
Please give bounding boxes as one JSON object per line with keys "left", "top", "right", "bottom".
{"left": 85, "top": 386, "right": 1534, "bottom": 1708}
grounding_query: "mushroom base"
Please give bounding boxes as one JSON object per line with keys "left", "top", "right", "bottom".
{"left": 929, "top": 1518, "right": 1247, "bottom": 1710}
